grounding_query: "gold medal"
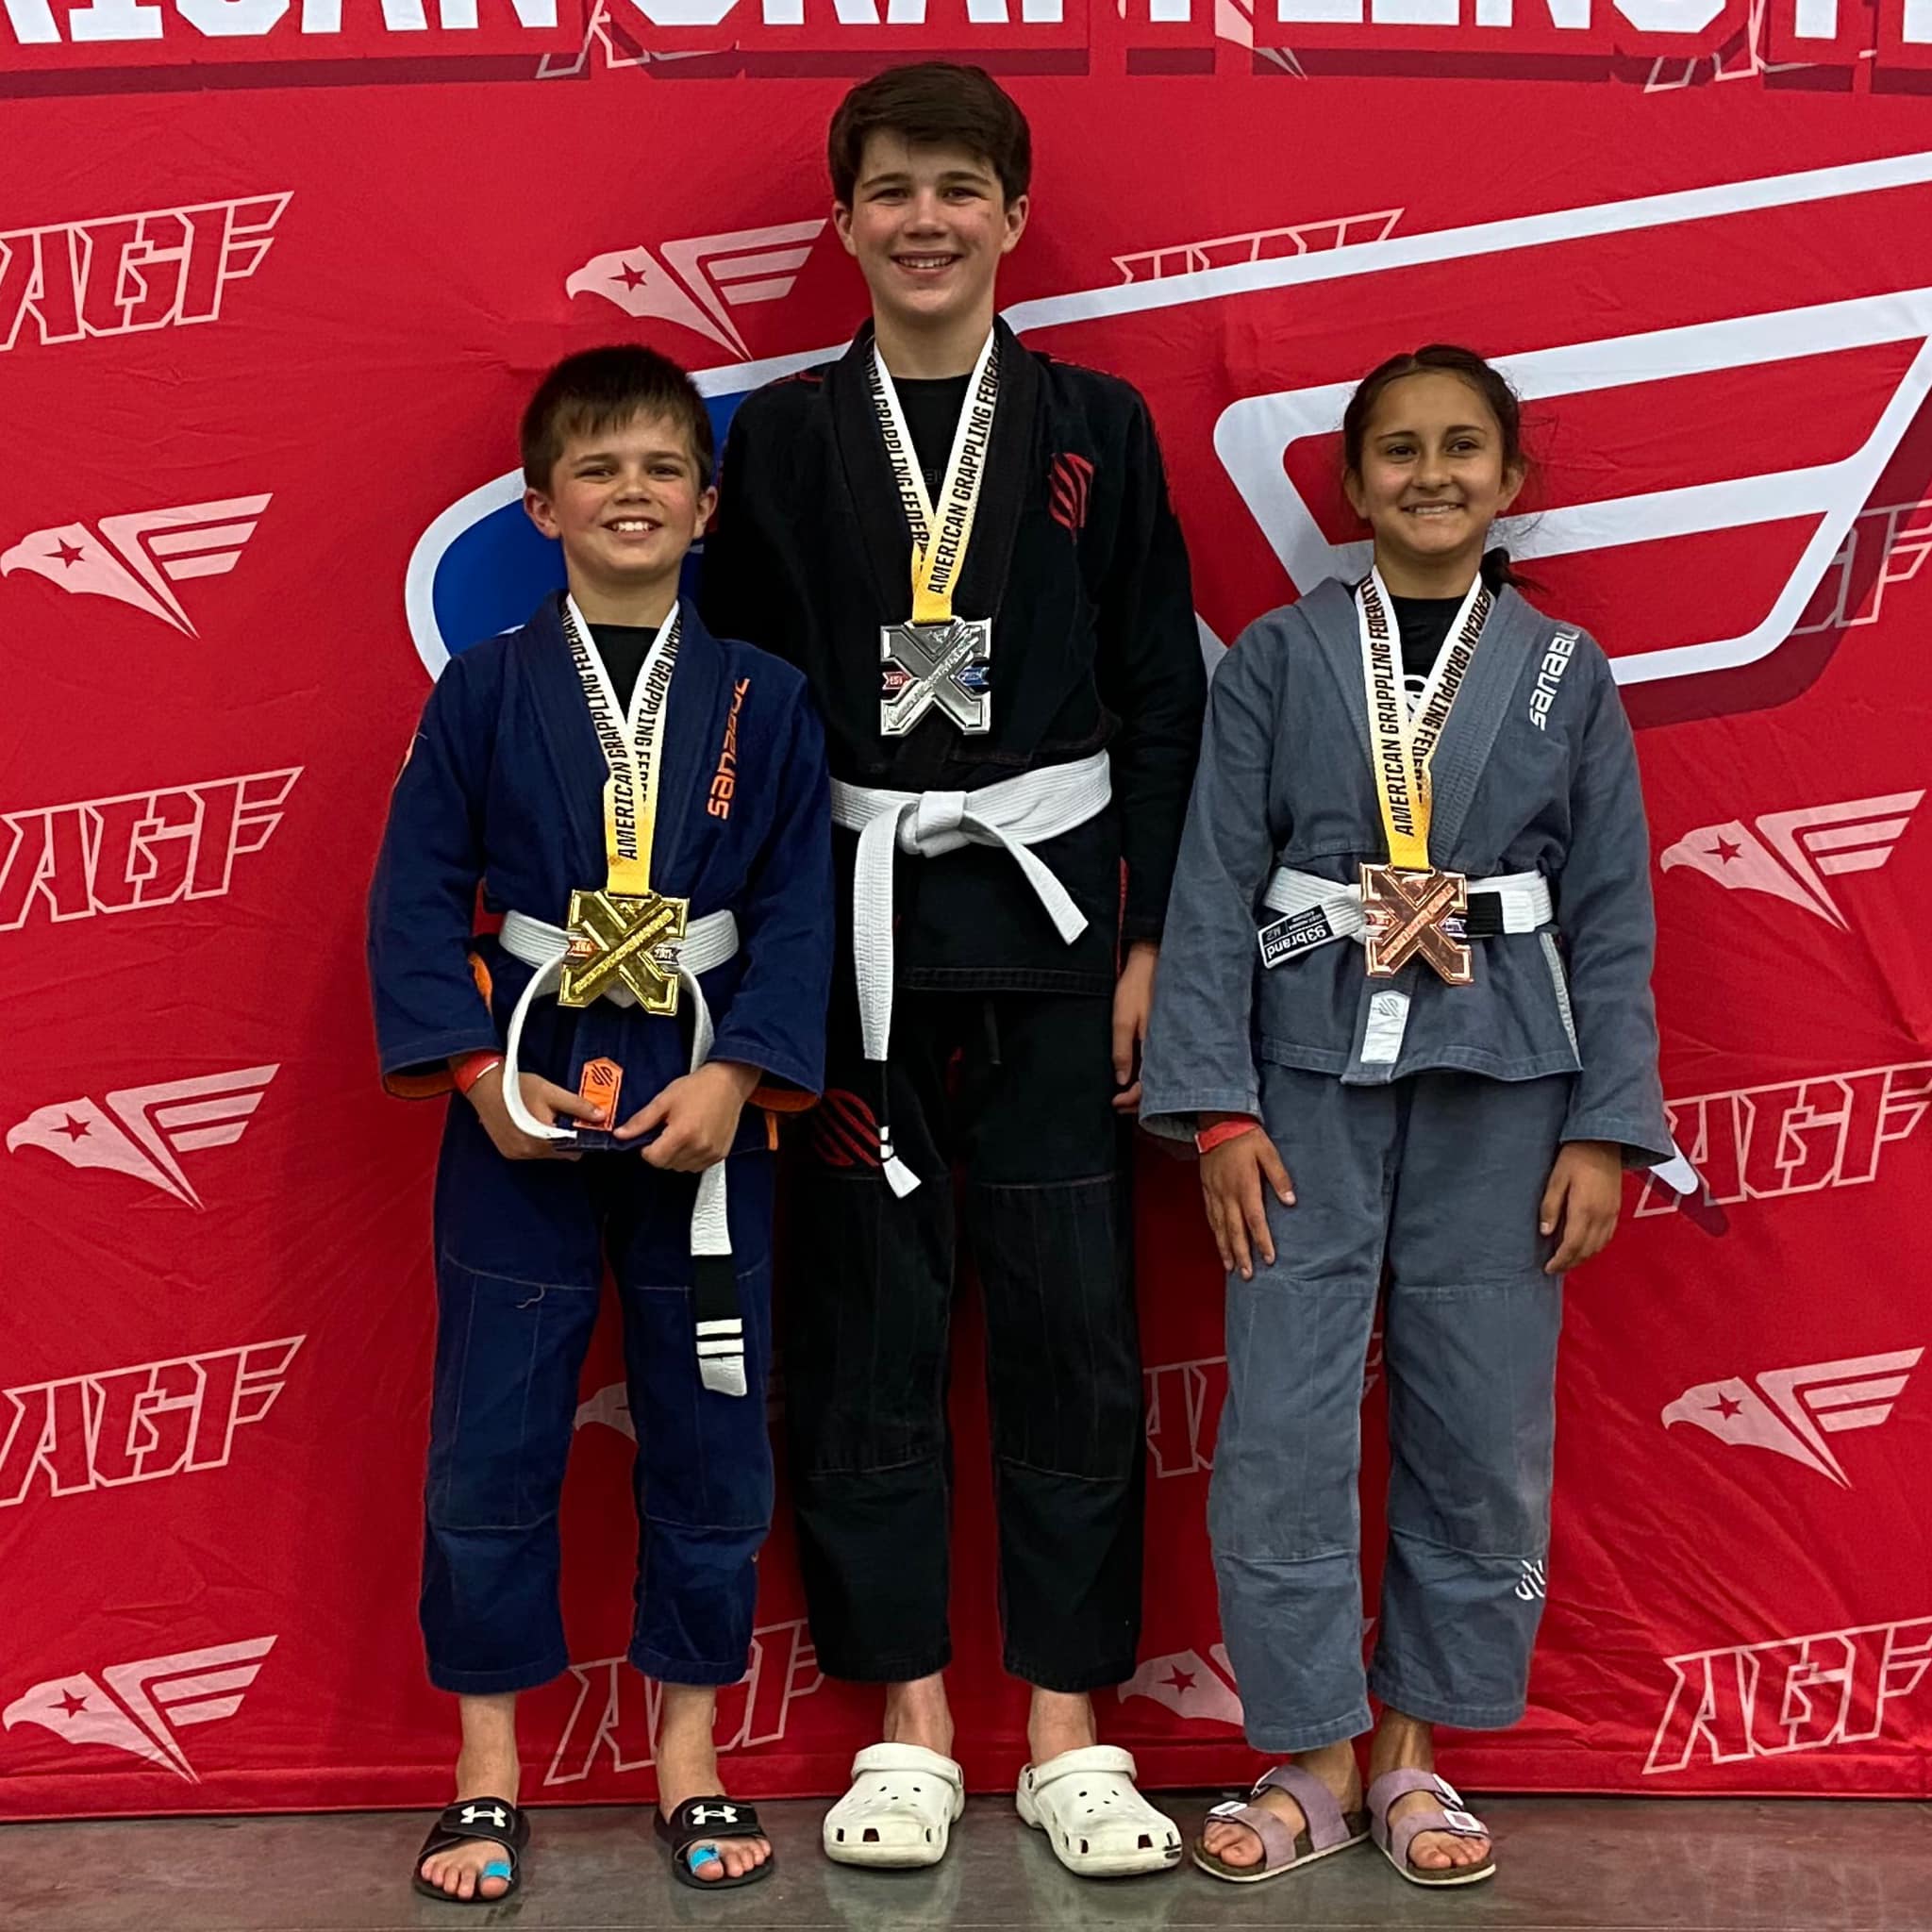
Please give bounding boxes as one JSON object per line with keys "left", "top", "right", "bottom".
{"left": 559, "top": 598, "right": 686, "bottom": 1015}
{"left": 558, "top": 888, "right": 689, "bottom": 1014}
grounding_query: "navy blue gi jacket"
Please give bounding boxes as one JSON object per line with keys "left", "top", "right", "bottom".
{"left": 369, "top": 593, "right": 832, "bottom": 1148}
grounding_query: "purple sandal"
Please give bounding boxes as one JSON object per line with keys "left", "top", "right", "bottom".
{"left": 1191, "top": 1763, "right": 1370, "bottom": 1884}
{"left": 1366, "top": 1769, "right": 1496, "bottom": 1888}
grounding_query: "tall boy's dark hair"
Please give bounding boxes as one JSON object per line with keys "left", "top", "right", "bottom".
{"left": 1341, "top": 344, "right": 1530, "bottom": 589}
{"left": 827, "top": 62, "right": 1031, "bottom": 208}
{"left": 520, "top": 345, "right": 714, "bottom": 493}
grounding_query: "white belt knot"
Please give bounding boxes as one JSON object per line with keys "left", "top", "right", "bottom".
{"left": 908, "top": 791, "right": 972, "bottom": 851}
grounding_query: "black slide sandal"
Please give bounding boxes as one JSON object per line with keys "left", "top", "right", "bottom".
{"left": 656, "top": 1795, "right": 775, "bottom": 1891}
{"left": 411, "top": 1796, "right": 529, "bottom": 1904}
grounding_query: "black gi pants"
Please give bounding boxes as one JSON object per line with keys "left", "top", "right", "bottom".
{"left": 786, "top": 987, "right": 1144, "bottom": 1692}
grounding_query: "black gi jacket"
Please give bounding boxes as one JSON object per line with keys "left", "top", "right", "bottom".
{"left": 701, "top": 319, "right": 1205, "bottom": 997}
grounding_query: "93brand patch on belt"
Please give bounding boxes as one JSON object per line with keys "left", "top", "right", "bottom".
{"left": 1257, "top": 904, "right": 1337, "bottom": 969}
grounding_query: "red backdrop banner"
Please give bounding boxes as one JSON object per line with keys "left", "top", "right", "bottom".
{"left": 3, "top": 6, "right": 1930, "bottom": 1821}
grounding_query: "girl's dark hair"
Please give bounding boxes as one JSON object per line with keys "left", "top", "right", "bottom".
{"left": 1341, "top": 344, "right": 1528, "bottom": 590}
{"left": 827, "top": 62, "right": 1031, "bottom": 208}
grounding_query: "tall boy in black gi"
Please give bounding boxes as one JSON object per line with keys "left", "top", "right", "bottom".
{"left": 702, "top": 61, "right": 1205, "bottom": 1877}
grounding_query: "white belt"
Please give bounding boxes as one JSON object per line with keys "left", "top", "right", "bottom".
{"left": 496, "top": 906, "right": 746, "bottom": 1397}
{"left": 831, "top": 749, "right": 1112, "bottom": 1196}
{"left": 1257, "top": 865, "right": 1553, "bottom": 968}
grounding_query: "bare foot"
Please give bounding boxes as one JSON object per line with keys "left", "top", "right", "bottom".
{"left": 420, "top": 1693, "right": 521, "bottom": 1903}
{"left": 882, "top": 1674, "right": 956, "bottom": 1758}
{"left": 1200, "top": 1740, "right": 1360, "bottom": 1871}
{"left": 658, "top": 1683, "right": 770, "bottom": 1885}
{"left": 1369, "top": 1711, "right": 1491, "bottom": 1874}
{"left": 1025, "top": 1687, "right": 1097, "bottom": 1767}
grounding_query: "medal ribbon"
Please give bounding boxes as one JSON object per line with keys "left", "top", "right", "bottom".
{"left": 869, "top": 330, "right": 1001, "bottom": 625}
{"left": 1356, "top": 568, "right": 1492, "bottom": 872}
{"left": 560, "top": 595, "right": 681, "bottom": 898}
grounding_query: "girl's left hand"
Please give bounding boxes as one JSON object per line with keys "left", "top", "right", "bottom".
{"left": 1539, "top": 1140, "right": 1624, "bottom": 1275}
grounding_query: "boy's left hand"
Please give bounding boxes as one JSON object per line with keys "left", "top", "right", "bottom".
{"left": 615, "top": 1060, "right": 761, "bottom": 1171}
{"left": 1111, "top": 941, "right": 1160, "bottom": 1113}
{"left": 1539, "top": 1139, "right": 1624, "bottom": 1275}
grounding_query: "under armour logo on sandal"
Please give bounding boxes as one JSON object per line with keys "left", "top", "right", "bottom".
{"left": 460, "top": 1804, "right": 508, "bottom": 1828}
{"left": 690, "top": 1804, "right": 739, "bottom": 1824}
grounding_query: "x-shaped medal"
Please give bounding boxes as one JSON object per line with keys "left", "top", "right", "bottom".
{"left": 1359, "top": 864, "right": 1473, "bottom": 986}
{"left": 879, "top": 617, "right": 992, "bottom": 735}
{"left": 559, "top": 888, "right": 688, "bottom": 1014}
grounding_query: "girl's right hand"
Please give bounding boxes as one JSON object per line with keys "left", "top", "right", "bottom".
{"left": 1199, "top": 1119, "right": 1295, "bottom": 1281}
{"left": 467, "top": 1068, "right": 608, "bottom": 1160}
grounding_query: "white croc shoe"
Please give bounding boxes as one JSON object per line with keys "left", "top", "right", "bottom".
{"left": 823, "top": 1742, "right": 966, "bottom": 1868}
{"left": 1016, "top": 1745, "right": 1182, "bottom": 1878}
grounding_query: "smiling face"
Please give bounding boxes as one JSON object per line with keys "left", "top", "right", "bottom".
{"left": 1343, "top": 370, "right": 1525, "bottom": 591}
{"left": 524, "top": 409, "right": 715, "bottom": 606}
{"left": 834, "top": 131, "right": 1027, "bottom": 342}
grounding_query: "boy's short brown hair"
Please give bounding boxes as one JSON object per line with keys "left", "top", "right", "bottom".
{"left": 520, "top": 345, "right": 714, "bottom": 493}
{"left": 827, "top": 62, "right": 1031, "bottom": 208}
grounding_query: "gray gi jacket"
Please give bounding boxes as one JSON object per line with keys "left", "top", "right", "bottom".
{"left": 1140, "top": 578, "right": 1673, "bottom": 1166}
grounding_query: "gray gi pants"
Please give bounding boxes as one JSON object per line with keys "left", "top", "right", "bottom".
{"left": 1210, "top": 1065, "right": 1571, "bottom": 1753}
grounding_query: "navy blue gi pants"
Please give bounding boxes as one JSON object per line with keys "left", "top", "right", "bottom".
{"left": 421, "top": 1100, "right": 775, "bottom": 1694}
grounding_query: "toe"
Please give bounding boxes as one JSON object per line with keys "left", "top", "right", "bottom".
{"left": 1205, "top": 1823, "right": 1259, "bottom": 1867}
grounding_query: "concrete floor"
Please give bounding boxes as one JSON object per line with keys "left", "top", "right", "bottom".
{"left": 4, "top": 1794, "right": 1928, "bottom": 1932}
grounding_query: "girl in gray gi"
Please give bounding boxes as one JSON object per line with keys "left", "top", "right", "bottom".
{"left": 1140, "top": 346, "right": 1672, "bottom": 1890}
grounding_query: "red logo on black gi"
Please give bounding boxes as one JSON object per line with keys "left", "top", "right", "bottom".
{"left": 1049, "top": 453, "right": 1093, "bottom": 535}
{"left": 808, "top": 1090, "right": 883, "bottom": 1168}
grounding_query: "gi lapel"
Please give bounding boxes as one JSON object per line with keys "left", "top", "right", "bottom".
{"left": 1421, "top": 584, "right": 1542, "bottom": 863}
{"left": 524, "top": 593, "right": 614, "bottom": 892}
{"left": 827, "top": 323, "right": 919, "bottom": 620}
{"left": 826, "top": 316, "right": 1037, "bottom": 628}
{"left": 649, "top": 607, "right": 724, "bottom": 893}
{"left": 522, "top": 591, "right": 724, "bottom": 899}
{"left": 952, "top": 315, "right": 1036, "bottom": 627}
{"left": 1300, "top": 578, "right": 1378, "bottom": 777}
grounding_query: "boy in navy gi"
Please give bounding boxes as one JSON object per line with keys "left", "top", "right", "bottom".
{"left": 369, "top": 346, "right": 831, "bottom": 1902}
{"left": 702, "top": 64, "right": 1204, "bottom": 1877}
